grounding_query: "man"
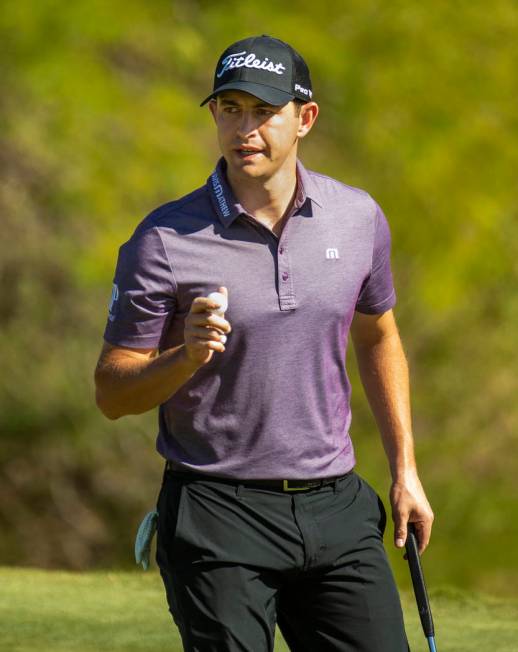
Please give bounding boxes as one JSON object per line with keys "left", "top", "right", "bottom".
{"left": 95, "top": 34, "right": 434, "bottom": 651}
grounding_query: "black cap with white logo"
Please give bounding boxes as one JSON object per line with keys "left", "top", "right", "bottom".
{"left": 200, "top": 35, "right": 313, "bottom": 107}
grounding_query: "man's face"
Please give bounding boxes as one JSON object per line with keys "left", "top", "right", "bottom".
{"left": 208, "top": 90, "right": 314, "bottom": 181}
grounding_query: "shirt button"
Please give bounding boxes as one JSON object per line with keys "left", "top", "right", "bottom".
{"left": 282, "top": 272, "right": 289, "bottom": 281}
{"left": 279, "top": 246, "right": 284, "bottom": 254}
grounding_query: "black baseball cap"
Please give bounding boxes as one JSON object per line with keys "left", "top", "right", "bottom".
{"left": 200, "top": 35, "right": 313, "bottom": 107}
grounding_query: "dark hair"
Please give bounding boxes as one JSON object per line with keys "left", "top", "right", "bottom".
{"left": 293, "top": 99, "right": 307, "bottom": 116}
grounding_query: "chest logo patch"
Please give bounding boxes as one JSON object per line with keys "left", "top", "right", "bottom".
{"left": 326, "top": 248, "right": 340, "bottom": 260}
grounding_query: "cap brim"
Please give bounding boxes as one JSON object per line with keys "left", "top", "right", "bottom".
{"left": 200, "top": 81, "right": 294, "bottom": 107}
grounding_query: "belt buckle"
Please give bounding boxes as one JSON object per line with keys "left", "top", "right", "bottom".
{"left": 282, "top": 479, "right": 309, "bottom": 492}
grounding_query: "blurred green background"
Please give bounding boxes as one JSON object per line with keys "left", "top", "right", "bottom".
{"left": 1, "top": 0, "right": 517, "bottom": 600}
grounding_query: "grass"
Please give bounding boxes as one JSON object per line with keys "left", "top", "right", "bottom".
{"left": 1, "top": 567, "right": 517, "bottom": 651}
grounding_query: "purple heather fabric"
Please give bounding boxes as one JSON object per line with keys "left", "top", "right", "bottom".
{"left": 103, "top": 157, "right": 396, "bottom": 479}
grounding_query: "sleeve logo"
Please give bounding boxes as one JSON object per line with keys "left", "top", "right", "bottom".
{"left": 108, "top": 283, "right": 119, "bottom": 321}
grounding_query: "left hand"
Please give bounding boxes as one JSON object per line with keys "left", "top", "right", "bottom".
{"left": 389, "top": 470, "right": 434, "bottom": 556}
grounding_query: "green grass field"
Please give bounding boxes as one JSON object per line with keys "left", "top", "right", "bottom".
{"left": 1, "top": 567, "right": 517, "bottom": 651}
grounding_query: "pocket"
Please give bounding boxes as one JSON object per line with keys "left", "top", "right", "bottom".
{"left": 376, "top": 493, "right": 387, "bottom": 537}
{"left": 156, "top": 479, "right": 186, "bottom": 546}
{"left": 359, "top": 476, "right": 387, "bottom": 538}
{"left": 319, "top": 472, "right": 362, "bottom": 524}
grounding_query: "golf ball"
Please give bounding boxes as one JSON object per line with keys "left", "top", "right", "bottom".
{"left": 207, "top": 291, "right": 228, "bottom": 344}
{"left": 207, "top": 291, "right": 227, "bottom": 315}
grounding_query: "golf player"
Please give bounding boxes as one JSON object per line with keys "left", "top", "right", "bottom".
{"left": 95, "top": 35, "right": 434, "bottom": 651}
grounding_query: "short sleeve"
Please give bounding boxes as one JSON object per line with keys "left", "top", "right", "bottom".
{"left": 355, "top": 202, "right": 397, "bottom": 314}
{"left": 103, "top": 224, "right": 176, "bottom": 348}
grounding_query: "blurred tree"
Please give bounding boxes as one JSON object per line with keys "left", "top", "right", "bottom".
{"left": 1, "top": 0, "right": 517, "bottom": 596}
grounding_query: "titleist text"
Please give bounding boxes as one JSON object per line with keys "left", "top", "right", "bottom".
{"left": 217, "top": 51, "right": 286, "bottom": 78}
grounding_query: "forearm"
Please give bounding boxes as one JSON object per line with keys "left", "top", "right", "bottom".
{"left": 350, "top": 311, "right": 434, "bottom": 551}
{"left": 95, "top": 344, "right": 201, "bottom": 419}
{"left": 353, "top": 332, "right": 417, "bottom": 481}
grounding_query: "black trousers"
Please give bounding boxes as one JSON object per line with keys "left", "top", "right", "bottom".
{"left": 155, "top": 467, "right": 410, "bottom": 652}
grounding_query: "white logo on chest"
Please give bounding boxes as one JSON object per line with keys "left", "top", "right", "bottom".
{"left": 326, "top": 248, "right": 340, "bottom": 259}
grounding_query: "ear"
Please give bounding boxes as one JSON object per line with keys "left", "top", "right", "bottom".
{"left": 297, "top": 102, "right": 319, "bottom": 139}
{"left": 208, "top": 99, "right": 218, "bottom": 123}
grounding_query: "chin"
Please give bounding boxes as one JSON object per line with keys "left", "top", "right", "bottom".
{"left": 233, "top": 156, "right": 278, "bottom": 177}
{"left": 239, "top": 163, "right": 269, "bottom": 177}
{"left": 229, "top": 161, "right": 268, "bottom": 179}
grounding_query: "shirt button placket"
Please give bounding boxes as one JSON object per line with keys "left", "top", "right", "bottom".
{"left": 278, "top": 239, "right": 295, "bottom": 310}
{"left": 279, "top": 244, "right": 288, "bottom": 283}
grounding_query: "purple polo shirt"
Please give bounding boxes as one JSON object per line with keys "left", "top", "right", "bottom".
{"left": 103, "top": 157, "right": 396, "bottom": 479}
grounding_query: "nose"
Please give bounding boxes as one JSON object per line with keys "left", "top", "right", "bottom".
{"left": 236, "top": 111, "right": 258, "bottom": 139}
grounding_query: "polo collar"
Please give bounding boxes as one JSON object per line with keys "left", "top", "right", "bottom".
{"left": 295, "top": 158, "right": 323, "bottom": 209}
{"left": 207, "top": 157, "right": 323, "bottom": 228}
{"left": 207, "top": 158, "right": 244, "bottom": 227}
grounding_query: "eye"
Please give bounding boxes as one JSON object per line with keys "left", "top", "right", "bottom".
{"left": 223, "top": 106, "right": 239, "bottom": 114}
{"left": 258, "top": 108, "right": 273, "bottom": 116}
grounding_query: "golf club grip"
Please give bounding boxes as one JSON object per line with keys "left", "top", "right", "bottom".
{"left": 405, "top": 523, "right": 435, "bottom": 637}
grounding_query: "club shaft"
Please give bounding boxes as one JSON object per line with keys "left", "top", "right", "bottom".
{"left": 405, "top": 523, "right": 436, "bottom": 640}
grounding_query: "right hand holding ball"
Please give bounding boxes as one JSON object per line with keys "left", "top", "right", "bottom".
{"left": 184, "top": 286, "right": 231, "bottom": 366}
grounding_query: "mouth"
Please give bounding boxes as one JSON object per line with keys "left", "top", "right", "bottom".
{"left": 235, "top": 146, "right": 265, "bottom": 160}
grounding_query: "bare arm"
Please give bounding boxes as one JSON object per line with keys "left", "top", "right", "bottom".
{"left": 350, "top": 309, "right": 434, "bottom": 554}
{"left": 94, "top": 342, "right": 201, "bottom": 419}
{"left": 95, "top": 286, "right": 231, "bottom": 420}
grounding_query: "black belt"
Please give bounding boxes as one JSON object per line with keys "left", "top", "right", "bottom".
{"left": 165, "top": 461, "right": 353, "bottom": 492}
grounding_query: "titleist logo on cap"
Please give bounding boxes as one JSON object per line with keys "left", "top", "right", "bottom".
{"left": 217, "top": 51, "right": 286, "bottom": 78}
{"left": 199, "top": 35, "right": 313, "bottom": 107}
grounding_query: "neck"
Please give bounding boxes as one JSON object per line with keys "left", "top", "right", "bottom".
{"left": 226, "top": 150, "right": 299, "bottom": 222}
